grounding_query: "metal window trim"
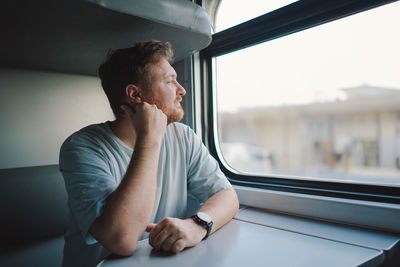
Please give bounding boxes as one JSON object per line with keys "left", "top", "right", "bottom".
{"left": 203, "top": 0, "right": 399, "bottom": 58}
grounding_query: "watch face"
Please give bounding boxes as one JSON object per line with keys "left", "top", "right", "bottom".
{"left": 197, "top": 212, "right": 212, "bottom": 223}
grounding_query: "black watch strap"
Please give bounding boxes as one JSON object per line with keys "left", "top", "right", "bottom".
{"left": 191, "top": 212, "right": 213, "bottom": 240}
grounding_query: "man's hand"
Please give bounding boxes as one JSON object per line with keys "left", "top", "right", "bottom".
{"left": 146, "top": 217, "right": 207, "bottom": 254}
{"left": 121, "top": 102, "right": 167, "bottom": 144}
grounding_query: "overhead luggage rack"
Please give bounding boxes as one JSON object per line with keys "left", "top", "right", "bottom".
{"left": 0, "top": 0, "right": 212, "bottom": 76}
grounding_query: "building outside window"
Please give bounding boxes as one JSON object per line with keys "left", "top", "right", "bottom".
{"left": 214, "top": 1, "right": 400, "bottom": 187}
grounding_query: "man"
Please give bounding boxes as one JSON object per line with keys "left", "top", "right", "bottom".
{"left": 59, "top": 41, "right": 239, "bottom": 267}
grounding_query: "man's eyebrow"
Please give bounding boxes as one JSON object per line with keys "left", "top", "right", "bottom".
{"left": 165, "top": 73, "right": 177, "bottom": 79}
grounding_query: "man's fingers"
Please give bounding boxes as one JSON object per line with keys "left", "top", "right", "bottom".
{"left": 147, "top": 218, "right": 191, "bottom": 253}
{"left": 171, "top": 239, "right": 186, "bottom": 254}
{"left": 145, "top": 224, "right": 156, "bottom": 233}
{"left": 161, "top": 235, "right": 180, "bottom": 252}
{"left": 148, "top": 222, "right": 165, "bottom": 245}
{"left": 148, "top": 218, "right": 171, "bottom": 245}
{"left": 152, "top": 228, "right": 172, "bottom": 250}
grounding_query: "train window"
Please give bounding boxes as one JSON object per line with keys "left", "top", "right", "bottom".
{"left": 212, "top": 1, "right": 400, "bottom": 188}
{"left": 215, "top": 0, "right": 298, "bottom": 32}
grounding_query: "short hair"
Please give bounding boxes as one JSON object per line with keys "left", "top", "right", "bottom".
{"left": 98, "top": 41, "right": 173, "bottom": 118}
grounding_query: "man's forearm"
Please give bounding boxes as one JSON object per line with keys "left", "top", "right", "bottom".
{"left": 198, "top": 186, "right": 239, "bottom": 235}
{"left": 90, "top": 138, "right": 162, "bottom": 255}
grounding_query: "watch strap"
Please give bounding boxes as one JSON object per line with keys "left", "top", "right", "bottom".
{"left": 191, "top": 213, "right": 213, "bottom": 240}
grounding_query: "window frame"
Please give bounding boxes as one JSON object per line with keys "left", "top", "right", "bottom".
{"left": 200, "top": 0, "right": 400, "bottom": 204}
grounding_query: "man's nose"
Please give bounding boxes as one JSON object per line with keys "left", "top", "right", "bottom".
{"left": 177, "top": 82, "right": 186, "bottom": 96}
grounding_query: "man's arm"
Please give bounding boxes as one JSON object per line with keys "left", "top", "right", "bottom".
{"left": 89, "top": 103, "right": 167, "bottom": 256}
{"left": 197, "top": 186, "right": 239, "bottom": 235}
{"left": 147, "top": 186, "right": 239, "bottom": 253}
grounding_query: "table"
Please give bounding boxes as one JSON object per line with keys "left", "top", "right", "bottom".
{"left": 101, "top": 217, "right": 383, "bottom": 267}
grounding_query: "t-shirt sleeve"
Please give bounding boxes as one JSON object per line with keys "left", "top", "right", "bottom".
{"left": 184, "top": 125, "right": 231, "bottom": 203}
{"left": 59, "top": 134, "right": 117, "bottom": 245}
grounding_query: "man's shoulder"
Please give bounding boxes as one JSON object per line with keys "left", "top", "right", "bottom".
{"left": 61, "top": 122, "right": 109, "bottom": 150}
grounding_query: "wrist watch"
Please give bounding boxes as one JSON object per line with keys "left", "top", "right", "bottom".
{"left": 191, "top": 212, "right": 213, "bottom": 240}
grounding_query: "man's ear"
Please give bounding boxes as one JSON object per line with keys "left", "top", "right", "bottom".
{"left": 125, "top": 84, "right": 142, "bottom": 104}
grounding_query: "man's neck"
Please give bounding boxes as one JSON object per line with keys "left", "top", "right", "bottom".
{"left": 109, "top": 117, "right": 137, "bottom": 149}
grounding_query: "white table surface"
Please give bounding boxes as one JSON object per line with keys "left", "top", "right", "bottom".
{"left": 101, "top": 218, "right": 384, "bottom": 267}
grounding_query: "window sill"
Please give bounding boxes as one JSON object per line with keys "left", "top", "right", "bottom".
{"left": 233, "top": 185, "right": 400, "bottom": 234}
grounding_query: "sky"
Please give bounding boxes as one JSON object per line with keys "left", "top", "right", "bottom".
{"left": 214, "top": 0, "right": 400, "bottom": 112}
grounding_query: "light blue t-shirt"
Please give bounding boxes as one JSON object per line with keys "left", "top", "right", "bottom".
{"left": 59, "top": 122, "right": 231, "bottom": 267}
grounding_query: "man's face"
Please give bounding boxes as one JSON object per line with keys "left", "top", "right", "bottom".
{"left": 142, "top": 58, "right": 186, "bottom": 124}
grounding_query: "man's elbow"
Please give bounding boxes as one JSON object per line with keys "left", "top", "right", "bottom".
{"left": 114, "top": 243, "right": 137, "bottom": 257}
{"left": 90, "top": 219, "right": 139, "bottom": 256}
{"left": 108, "top": 235, "right": 137, "bottom": 256}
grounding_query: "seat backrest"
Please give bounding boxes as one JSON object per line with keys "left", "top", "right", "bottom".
{"left": 0, "top": 165, "right": 68, "bottom": 252}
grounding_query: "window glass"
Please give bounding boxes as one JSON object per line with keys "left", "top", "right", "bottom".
{"left": 215, "top": 2, "right": 400, "bottom": 186}
{"left": 215, "top": 0, "right": 297, "bottom": 32}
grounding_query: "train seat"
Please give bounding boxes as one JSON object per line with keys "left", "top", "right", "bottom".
{"left": 0, "top": 165, "right": 68, "bottom": 267}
